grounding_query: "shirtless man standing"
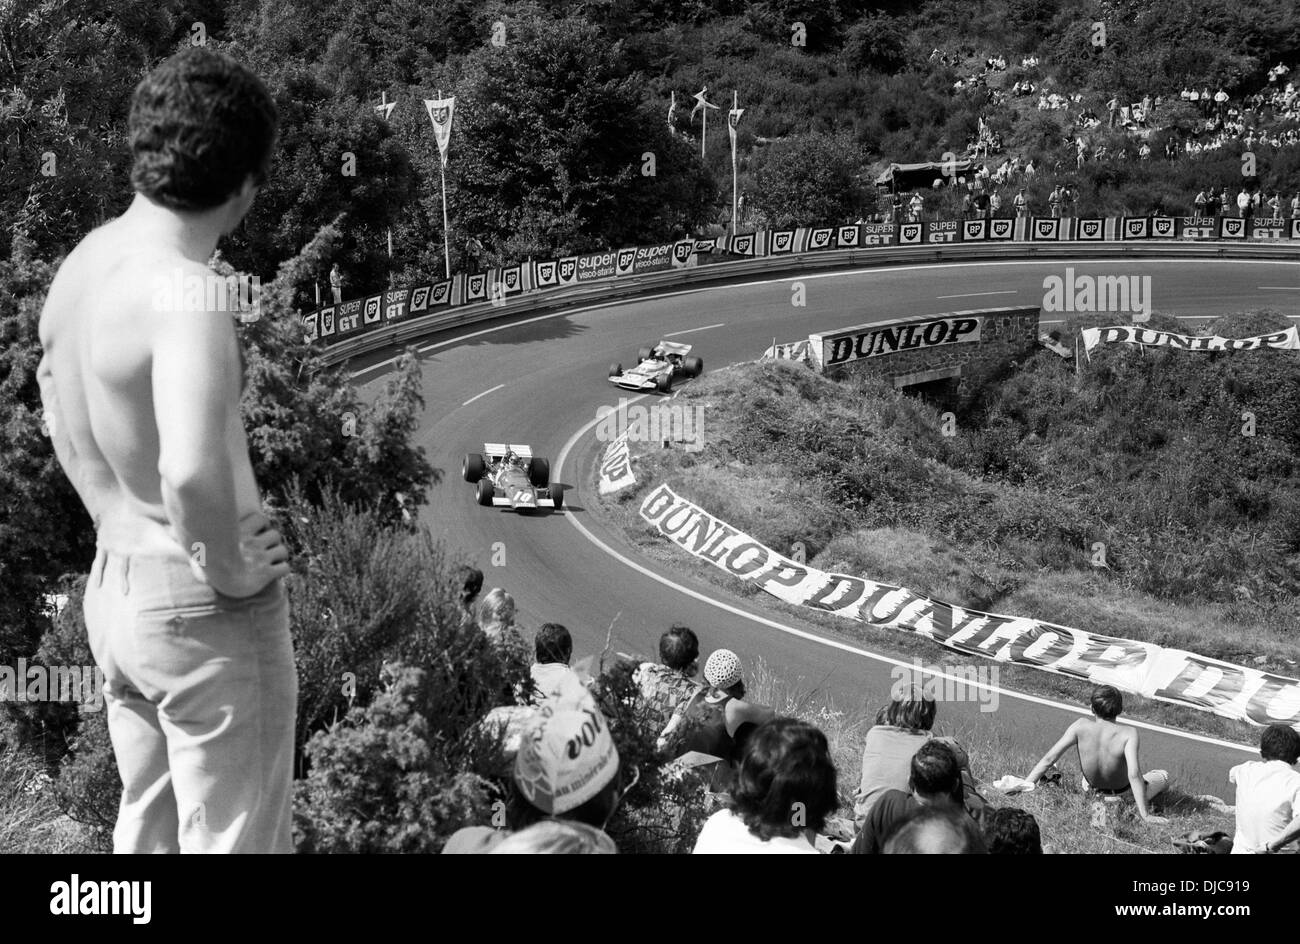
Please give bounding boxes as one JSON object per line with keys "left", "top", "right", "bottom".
{"left": 37, "top": 48, "right": 294, "bottom": 853}
{"left": 1019, "top": 685, "right": 1169, "bottom": 824}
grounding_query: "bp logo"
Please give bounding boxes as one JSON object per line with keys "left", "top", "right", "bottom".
{"left": 1080, "top": 220, "right": 1102, "bottom": 239}
{"left": 1034, "top": 220, "right": 1057, "bottom": 239}
{"left": 733, "top": 235, "right": 754, "bottom": 254}
{"left": 773, "top": 231, "right": 793, "bottom": 252}
{"left": 320, "top": 308, "right": 336, "bottom": 334}
{"left": 505, "top": 269, "right": 519, "bottom": 289}
{"left": 431, "top": 282, "right": 450, "bottom": 303}
{"left": 838, "top": 226, "right": 858, "bottom": 246}
{"left": 1153, "top": 218, "right": 1173, "bottom": 237}
{"left": 559, "top": 259, "right": 577, "bottom": 280}
{"left": 674, "top": 241, "right": 694, "bottom": 262}
{"left": 1125, "top": 218, "right": 1148, "bottom": 238}
{"left": 810, "top": 229, "right": 831, "bottom": 248}
{"left": 537, "top": 261, "right": 557, "bottom": 283}
{"left": 963, "top": 220, "right": 985, "bottom": 240}
{"left": 990, "top": 220, "right": 1012, "bottom": 239}
{"left": 469, "top": 274, "right": 486, "bottom": 296}
{"left": 900, "top": 223, "right": 922, "bottom": 243}
{"left": 1222, "top": 219, "right": 1245, "bottom": 237}
{"left": 410, "top": 287, "right": 430, "bottom": 311}
{"left": 618, "top": 249, "right": 636, "bottom": 270}
{"left": 364, "top": 296, "right": 381, "bottom": 322}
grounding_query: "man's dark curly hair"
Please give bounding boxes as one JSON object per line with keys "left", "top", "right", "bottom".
{"left": 129, "top": 47, "right": 278, "bottom": 210}
{"left": 729, "top": 717, "right": 838, "bottom": 842}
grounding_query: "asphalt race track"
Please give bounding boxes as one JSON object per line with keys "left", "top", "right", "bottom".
{"left": 350, "top": 257, "right": 1299, "bottom": 798}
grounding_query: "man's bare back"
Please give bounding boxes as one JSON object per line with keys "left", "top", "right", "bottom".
{"left": 1022, "top": 686, "right": 1169, "bottom": 822}
{"left": 1071, "top": 717, "right": 1135, "bottom": 790}
{"left": 39, "top": 200, "right": 284, "bottom": 597}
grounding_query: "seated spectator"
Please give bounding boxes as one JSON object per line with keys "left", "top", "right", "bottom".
{"left": 984, "top": 807, "right": 1043, "bottom": 854}
{"left": 692, "top": 718, "right": 836, "bottom": 854}
{"left": 675, "top": 649, "right": 775, "bottom": 767}
{"left": 444, "top": 695, "right": 624, "bottom": 853}
{"left": 529, "top": 622, "right": 582, "bottom": 704}
{"left": 883, "top": 805, "right": 988, "bottom": 854}
{"left": 1229, "top": 723, "right": 1300, "bottom": 854}
{"left": 852, "top": 740, "right": 978, "bottom": 854}
{"left": 1019, "top": 685, "right": 1168, "bottom": 824}
{"left": 852, "top": 687, "right": 981, "bottom": 826}
{"left": 455, "top": 564, "right": 483, "bottom": 626}
{"left": 634, "top": 624, "right": 704, "bottom": 734}
{"left": 490, "top": 819, "right": 618, "bottom": 855}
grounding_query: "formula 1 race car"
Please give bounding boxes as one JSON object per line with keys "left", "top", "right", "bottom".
{"left": 462, "top": 443, "right": 564, "bottom": 511}
{"left": 608, "top": 340, "right": 704, "bottom": 393}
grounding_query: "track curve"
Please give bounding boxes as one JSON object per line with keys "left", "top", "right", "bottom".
{"left": 353, "top": 257, "right": 1299, "bottom": 796}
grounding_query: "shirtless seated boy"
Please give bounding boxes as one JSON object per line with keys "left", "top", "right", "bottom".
{"left": 1019, "top": 685, "right": 1169, "bottom": 824}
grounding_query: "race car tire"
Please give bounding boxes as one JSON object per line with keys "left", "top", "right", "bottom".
{"left": 656, "top": 373, "right": 673, "bottom": 394}
{"left": 550, "top": 485, "right": 565, "bottom": 510}
{"left": 463, "top": 453, "right": 486, "bottom": 482}
{"left": 683, "top": 355, "right": 703, "bottom": 377}
{"left": 608, "top": 362, "right": 623, "bottom": 378}
{"left": 529, "top": 456, "right": 551, "bottom": 487}
{"left": 476, "top": 478, "right": 494, "bottom": 506}
{"left": 637, "top": 345, "right": 654, "bottom": 364}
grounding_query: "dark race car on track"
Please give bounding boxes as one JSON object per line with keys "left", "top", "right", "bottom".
{"left": 462, "top": 443, "right": 564, "bottom": 511}
{"left": 608, "top": 340, "right": 703, "bottom": 393}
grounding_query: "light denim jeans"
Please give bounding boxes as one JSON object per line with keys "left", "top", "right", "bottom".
{"left": 84, "top": 545, "right": 297, "bottom": 853}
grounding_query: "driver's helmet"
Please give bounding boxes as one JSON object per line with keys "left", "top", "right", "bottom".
{"left": 502, "top": 449, "right": 518, "bottom": 466}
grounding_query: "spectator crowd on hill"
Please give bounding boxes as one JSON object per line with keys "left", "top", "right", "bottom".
{"left": 429, "top": 566, "right": 1300, "bottom": 856}
{"left": 876, "top": 48, "right": 1300, "bottom": 224}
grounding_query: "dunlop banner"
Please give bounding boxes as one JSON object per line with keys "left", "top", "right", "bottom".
{"left": 810, "top": 314, "right": 982, "bottom": 368}
{"left": 1081, "top": 325, "right": 1300, "bottom": 353}
{"left": 638, "top": 484, "right": 1300, "bottom": 727}
{"left": 596, "top": 434, "right": 636, "bottom": 495}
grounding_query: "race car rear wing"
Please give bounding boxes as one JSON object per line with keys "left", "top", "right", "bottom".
{"left": 483, "top": 443, "right": 533, "bottom": 458}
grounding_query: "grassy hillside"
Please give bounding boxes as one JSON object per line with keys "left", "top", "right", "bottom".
{"left": 596, "top": 310, "right": 1300, "bottom": 738}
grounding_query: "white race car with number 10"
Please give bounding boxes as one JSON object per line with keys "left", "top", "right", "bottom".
{"left": 462, "top": 443, "right": 564, "bottom": 511}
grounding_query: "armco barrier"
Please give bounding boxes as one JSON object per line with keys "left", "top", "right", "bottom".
{"left": 319, "top": 240, "right": 1299, "bottom": 369}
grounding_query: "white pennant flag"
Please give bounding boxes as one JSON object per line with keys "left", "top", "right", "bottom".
{"left": 375, "top": 100, "right": 397, "bottom": 120}
{"left": 690, "top": 86, "right": 718, "bottom": 121}
{"left": 728, "top": 99, "right": 744, "bottom": 149}
{"left": 423, "top": 96, "right": 455, "bottom": 166}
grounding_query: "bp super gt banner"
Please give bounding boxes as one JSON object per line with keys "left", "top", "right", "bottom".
{"left": 1178, "top": 217, "right": 1217, "bottom": 239}
{"left": 1081, "top": 325, "right": 1300, "bottom": 354}
{"left": 383, "top": 288, "right": 411, "bottom": 322}
{"left": 1251, "top": 217, "right": 1288, "bottom": 240}
{"left": 638, "top": 484, "right": 1300, "bottom": 727}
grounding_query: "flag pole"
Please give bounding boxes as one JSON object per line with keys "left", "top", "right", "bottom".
{"left": 731, "top": 91, "right": 739, "bottom": 237}
{"left": 438, "top": 88, "right": 451, "bottom": 280}
{"left": 701, "top": 101, "right": 707, "bottom": 160}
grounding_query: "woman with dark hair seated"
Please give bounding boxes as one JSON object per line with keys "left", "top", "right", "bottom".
{"left": 853, "top": 687, "right": 981, "bottom": 826}
{"left": 692, "top": 718, "right": 838, "bottom": 854}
